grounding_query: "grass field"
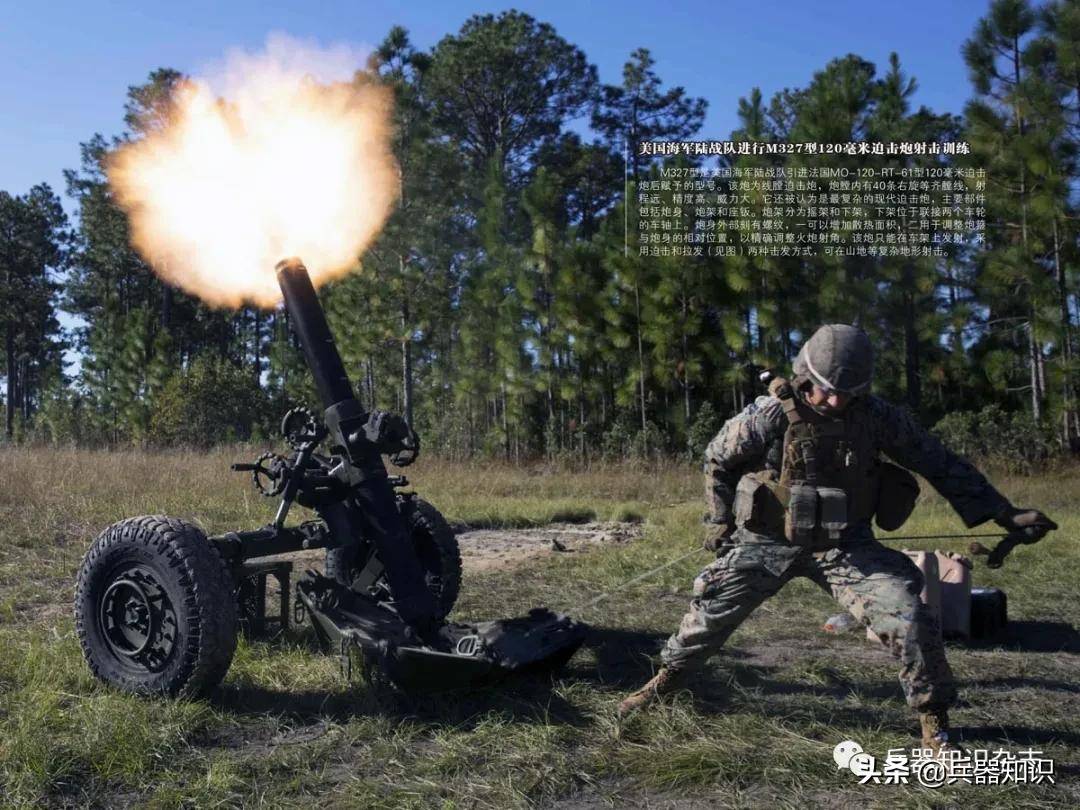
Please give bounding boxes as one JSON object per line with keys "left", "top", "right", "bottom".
{"left": 1, "top": 445, "right": 1078, "bottom": 808}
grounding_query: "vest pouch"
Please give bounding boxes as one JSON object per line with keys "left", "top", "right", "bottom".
{"left": 733, "top": 476, "right": 760, "bottom": 528}
{"left": 734, "top": 472, "right": 786, "bottom": 534}
{"left": 875, "top": 462, "right": 920, "bottom": 531}
{"left": 817, "top": 486, "right": 848, "bottom": 541}
{"left": 785, "top": 483, "right": 818, "bottom": 545}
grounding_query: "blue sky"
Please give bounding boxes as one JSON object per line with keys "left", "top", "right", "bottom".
{"left": 3, "top": 0, "right": 992, "bottom": 206}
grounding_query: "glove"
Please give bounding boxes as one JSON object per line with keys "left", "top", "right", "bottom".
{"left": 994, "top": 506, "right": 1058, "bottom": 544}
{"left": 703, "top": 520, "right": 734, "bottom": 552}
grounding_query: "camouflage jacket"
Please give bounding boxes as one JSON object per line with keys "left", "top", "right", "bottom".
{"left": 704, "top": 393, "right": 1010, "bottom": 530}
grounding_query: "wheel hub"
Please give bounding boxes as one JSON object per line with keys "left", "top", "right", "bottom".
{"left": 99, "top": 566, "right": 177, "bottom": 670}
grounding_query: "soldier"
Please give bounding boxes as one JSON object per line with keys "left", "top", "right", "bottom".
{"left": 617, "top": 324, "right": 1057, "bottom": 753}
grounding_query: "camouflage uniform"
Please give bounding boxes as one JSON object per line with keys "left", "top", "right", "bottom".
{"left": 660, "top": 392, "right": 1010, "bottom": 711}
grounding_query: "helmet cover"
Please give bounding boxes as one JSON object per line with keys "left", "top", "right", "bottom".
{"left": 792, "top": 324, "right": 873, "bottom": 394}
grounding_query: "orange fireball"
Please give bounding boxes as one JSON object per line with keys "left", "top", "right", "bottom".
{"left": 107, "top": 37, "right": 398, "bottom": 309}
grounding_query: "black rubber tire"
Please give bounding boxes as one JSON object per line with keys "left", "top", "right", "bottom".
{"left": 325, "top": 496, "right": 462, "bottom": 620}
{"left": 74, "top": 515, "right": 238, "bottom": 697}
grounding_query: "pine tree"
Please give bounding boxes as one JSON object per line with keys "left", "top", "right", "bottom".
{"left": 1035, "top": 0, "right": 1080, "bottom": 441}
{"left": 425, "top": 11, "right": 597, "bottom": 182}
{"left": 592, "top": 48, "right": 707, "bottom": 180}
{"left": 866, "top": 54, "right": 960, "bottom": 414}
{"left": 964, "top": 0, "right": 1065, "bottom": 422}
{"left": 0, "top": 185, "right": 68, "bottom": 440}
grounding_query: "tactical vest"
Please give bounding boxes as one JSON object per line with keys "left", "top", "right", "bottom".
{"left": 733, "top": 376, "right": 880, "bottom": 548}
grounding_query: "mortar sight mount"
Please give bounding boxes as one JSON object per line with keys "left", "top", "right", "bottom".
{"left": 73, "top": 258, "right": 585, "bottom": 697}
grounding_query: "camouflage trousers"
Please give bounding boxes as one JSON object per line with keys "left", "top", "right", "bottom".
{"left": 660, "top": 525, "right": 957, "bottom": 711}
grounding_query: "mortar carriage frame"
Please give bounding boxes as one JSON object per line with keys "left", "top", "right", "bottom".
{"left": 73, "top": 259, "right": 584, "bottom": 698}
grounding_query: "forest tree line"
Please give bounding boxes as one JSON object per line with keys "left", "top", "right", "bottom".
{"left": 2, "top": 0, "right": 1079, "bottom": 468}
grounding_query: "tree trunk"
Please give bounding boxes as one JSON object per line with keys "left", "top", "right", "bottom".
{"left": 681, "top": 294, "right": 692, "bottom": 427}
{"left": 946, "top": 260, "right": 961, "bottom": 352}
{"left": 1030, "top": 318, "right": 1043, "bottom": 422}
{"left": 1013, "top": 36, "right": 1042, "bottom": 422}
{"left": 578, "top": 367, "right": 587, "bottom": 463}
{"left": 466, "top": 398, "right": 474, "bottom": 458}
{"left": 1037, "top": 339, "right": 1047, "bottom": 410}
{"left": 161, "top": 284, "right": 172, "bottom": 329}
{"left": 634, "top": 282, "right": 647, "bottom": 437}
{"left": 253, "top": 308, "right": 261, "bottom": 383}
{"left": 517, "top": 394, "right": 524, "bottom": 463}
{"left": 903, "top": 277, "right": 921, "bottom": 413}
{"left": 501, "top": 382, "right": 510, "bottom": 462}
{"left": 683, "top": 380, "right": 691, "bottom": 435}
{"left": 20, "top": 354, "right": 30, "bottom": 423}
{"left": 5, "top": 328, "right": 14, "bottom": 440}
{"left": 1054, "top": 219, "right": 1076, "bottom": 443}
{"left": 401, "top": 287, "right": 414, "bottom": 428}
{"left": 599, "top": 365, "right": 607, "bottom": 426}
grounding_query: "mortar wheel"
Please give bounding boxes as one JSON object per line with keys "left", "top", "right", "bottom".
{"left": 74, "top": 515, "right": 238, "bottom": 696}
{"left": 325, "top": 496, "right": 461, "bottom": 620}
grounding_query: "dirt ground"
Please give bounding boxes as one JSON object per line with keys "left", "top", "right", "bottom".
{"left": 455, "top": 521, "right": 645, "bottom": 571}
{"left": 266, "top": 520, "right": 646, "bottom": 575}
{"left": 236, "top": 520, "right": 647, "bottom": 620}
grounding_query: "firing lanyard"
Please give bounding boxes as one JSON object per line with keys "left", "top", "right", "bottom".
{"left": 567, "top": 529, "right": 1019, "bottom": 616}
{"left": 569, "top": 546, "right": 707, "bottom": 616}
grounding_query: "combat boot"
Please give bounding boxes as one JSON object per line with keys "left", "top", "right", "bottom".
{"left": 919, "top": 708, "right": 964, "bottom": 756}
{"left": 617, "top": 666, "right": 686, "bottom": 719}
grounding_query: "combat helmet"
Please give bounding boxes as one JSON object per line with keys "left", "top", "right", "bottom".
{"left": 792, "top": 324, "right": 873, "bottom": 394}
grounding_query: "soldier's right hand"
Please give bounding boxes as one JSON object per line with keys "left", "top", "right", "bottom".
{"left": 703, "top": 521, "right": 734, "bottom": 552}
{"left": 994, "top": 506, "right": 1058, "bottom": 544}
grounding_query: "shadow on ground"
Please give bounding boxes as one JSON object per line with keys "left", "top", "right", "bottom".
{"left": 215, "top": 624, "right": 590, "bottom": 731}
{"left": 211, "top": 670, "right": 590, "bottom": 732}
{"left": 220, "top": 621, "right": 1079, "bottom": 746}
{"left": 961, "top": 724, "right": 1080, "bottom": 747}
{"left": 574, "top": 625, "right": 906, "bottom": 701}
{"left": 966, "top": 620, "right": 1080, "bottom": 654}
{"left": 577, "top": 625, "right": 669, "bottom": 688}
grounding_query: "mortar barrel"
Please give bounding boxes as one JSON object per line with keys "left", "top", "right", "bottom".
{"left": 275, "top": 257, "right": 354, "bottom": 408}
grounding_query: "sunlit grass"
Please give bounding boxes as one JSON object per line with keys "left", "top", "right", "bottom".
{"left": 1, "top": 445, "right": 1077, "bottom": 807}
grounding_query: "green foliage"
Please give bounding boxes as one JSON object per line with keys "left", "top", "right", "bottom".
{"left": 147, "top": 357, "right": 271, "bottom": 446}
{"left": 932, "top": 404, "right": 1058, "bottom": 472}
{"left": 686, "top": 401, "right": 722, "bottom": 461}
{"left": 600, "top": 411, "right": 637, "bottom": 460}
{"left": 600, "top": 411, "right": 668, "bottom": 461}
{"left": 26, "top": 385, "right": 84, "bottom": 444}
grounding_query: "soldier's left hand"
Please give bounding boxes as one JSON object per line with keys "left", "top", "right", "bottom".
{"left": 994, "top": 506, "right": 1058, "bottom": 544}
{"left": 702, "top": 521, "right": 734, "bottom": 552}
